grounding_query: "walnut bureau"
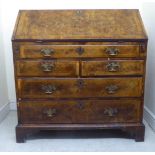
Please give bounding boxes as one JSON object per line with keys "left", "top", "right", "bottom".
{"left": 12, "top": 10, "right": 148, "bottom": 143}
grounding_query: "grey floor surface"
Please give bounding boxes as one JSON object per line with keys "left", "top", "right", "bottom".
{"left": 0, "top": 111, "right": 155, "bottom": 152}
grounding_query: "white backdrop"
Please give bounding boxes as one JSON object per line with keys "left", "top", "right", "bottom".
{"left": 0, "top": 0, "right": 155, "bottom": 129}
{"left": 0, "top": 6, "right": 8, "bottom": 108}
{"left": 141, "top": 3, "right": 155, "bottom": 129}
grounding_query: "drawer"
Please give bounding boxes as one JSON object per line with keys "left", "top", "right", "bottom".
{"left": 16, "top": 60, "right": 79, "bottom": 77}
{"left": 17, "top": 77, "right": 143, "bottom": 98}
{"left": 19, "top": 44, "right": 140, "bottom": 58}
{"left": 19, "top": 99, "right": 141, "bottom": 124}
{"left": 82, "top": 60, "right": 144, "bottom": 76}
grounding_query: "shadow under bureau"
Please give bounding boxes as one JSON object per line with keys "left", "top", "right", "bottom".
{"left": 12, "top": 9, "right": 148, "bottom": 143}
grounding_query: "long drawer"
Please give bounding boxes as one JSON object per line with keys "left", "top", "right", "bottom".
{"left": 19, "top": 99, "right": 141, "bottom": 124}
{"left": 16, "top": 60, "right": 79, "bottom": 77}
{"left": 18, "top": 44, "right": 140, "bottom": 58}
{"left": 17, "top": 77, "right": 143, "bottom": 98}
{"left": 82, "top": 60, "right": 144, "bottom": 76}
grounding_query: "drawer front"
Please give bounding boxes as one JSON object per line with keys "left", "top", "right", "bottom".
{"left": 16, "top": 60, "right": 79, "bottom": 77}
{"left": 19, "top": 45, "right": 140, "bottom": 58}
{"left": 82, "top": 60, "right": 144, "bottom": 76}
{"left": 17, "top": 78, "right": 143, "bottom": 98}
{"left": 19, "top": 99, "right": 141, "bottom": 124}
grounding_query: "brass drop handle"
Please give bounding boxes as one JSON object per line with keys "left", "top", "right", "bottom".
{"left": 76, "top": 47, "right": 84, "bottom": 55}
{"left": 41, "top": 85, "right": 56, "bottom": 94}
{"left": 41, "top": 62, "right": 55, "bottom": 72}
{"left": 106, "top": 62, "right": 120, "bottom": 72}
{"left": 43, "top": 108, "right": 57, "bottom": 117}
{"left": 104, "top": 107, "right": 118, "bottom": 117}
{"left": 41, "top": 49, "right": 54, "bottom": 57}
{"left": 105, "top": 85, "right": 119, "bottom": 94}
{"left": 105, "top": 48, "right": 119, "bottom": 56}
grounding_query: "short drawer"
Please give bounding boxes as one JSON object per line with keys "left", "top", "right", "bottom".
{"left": 17, "top": 77, "right": 143, "bottom": 99}
{"left": 16, "top": 60, "right": 79, "bottom": 77}
{"left": 19, "top": 44, "right": 140, "bottom": 58}
{"left": 19, "top": 99, "right": 141, "bottom": 124}
{"left": 82, "top": 60, "right": 144, "bottom": 76}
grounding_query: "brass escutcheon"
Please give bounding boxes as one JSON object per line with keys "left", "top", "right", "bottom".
{"left": 76, "top": 47, "right": 84, "bottom": 55}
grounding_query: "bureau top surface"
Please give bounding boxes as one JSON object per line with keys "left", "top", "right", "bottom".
{"left": 12, "top": 9, "right": 147, "bottom": 41}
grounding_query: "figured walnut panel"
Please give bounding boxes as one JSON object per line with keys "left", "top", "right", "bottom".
{"left": 18, "top": 44, "right": 140, "bottom": 58}
{"left": 16, "top": 60, "right": 79, "bottom": 77}
{"left": 17, "top": 77, "right": 143, "bottom": 98}
{"left": 13, "top": 10, "right": 147, "bottom": 40}
{"left": 19, "top": 99, "right": 141, "bottom": 124}
{"left": 82, "top": 60, "right": 144, "bottom": 76}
